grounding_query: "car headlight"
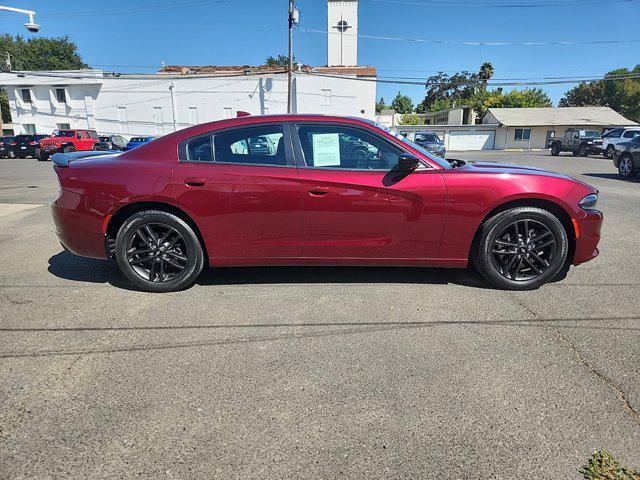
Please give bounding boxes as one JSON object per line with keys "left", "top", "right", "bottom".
{"left": 579, "top": 193, "right": 598, "bottom": 211}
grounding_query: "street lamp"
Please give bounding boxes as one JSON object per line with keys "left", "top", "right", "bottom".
{"left": 0, "top": 6, "right": 41, "bottom": 33}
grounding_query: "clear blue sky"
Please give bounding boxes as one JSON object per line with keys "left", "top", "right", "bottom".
{"left": 1, "top": 0, "right": 639, "bottom": 106}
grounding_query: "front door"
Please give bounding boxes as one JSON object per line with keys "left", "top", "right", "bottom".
{"left": 173, "top": 123, "right": 303, "bottom": 264}
{"left": 292, "top": 123, "right": 447, "bottom": 261}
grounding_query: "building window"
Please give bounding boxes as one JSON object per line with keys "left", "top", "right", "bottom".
{"left": 57, "top": 123, "right": 71, "bottom": 130}
{"left": 23, "top": 124, "right": 36, "bottom": 135}
{"left": 188, "top": 107, "right": 198, "bottom": 125}
{"left": 321, "top": 89, "right": 332, "bottom": 106}
{"left": 514, "top": 128, "right": 531, "bottom": 141}
{"left": 21, "top": 89, "right": 32, "bottom": 104}
{"left": 117, "top": 106, "right": 129, "bottom": 134}
{"left": 55, "top": 88, "right": 66, "bottom": 104}
{"left": 224, "top": 107, "right": 233, "bottom": 118}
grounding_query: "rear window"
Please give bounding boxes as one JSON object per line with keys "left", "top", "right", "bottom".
{"left": 99, "top": 136, "right": 110, "bottom": 142}
{"left": 14, "top": 135, "right": 33, "bottom": 141}
{"left": 415, "top": 133, "right": 440, "bottom": 142}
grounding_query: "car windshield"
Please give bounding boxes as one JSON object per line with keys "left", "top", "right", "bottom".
{"left": 99, "top": 137, "right": 110, "bottom": 142}
{"left": 416, "top": 133, "right": 440, "bottom": 142}
{"left": 54, "top": 131, "right": 75, "bottom": 138}
{"left": 373, "top": 123, "right": 451, "bottom": 169}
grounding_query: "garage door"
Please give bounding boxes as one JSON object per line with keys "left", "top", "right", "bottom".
{"left": 448, "top": 130, "right": 495, "bottom": 151}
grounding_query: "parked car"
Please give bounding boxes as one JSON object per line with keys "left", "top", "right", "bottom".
{"left": 124, "top": 136, "right": 156, "bottom": 151}
{"left": 0, "top": 135, "right": 15, "bottom": 158}
{"left": 550, "top": 129, "right": 601, "bottom": 157}
{"left": 97, "top": 135, "right": 128, "bottom": 151}
{"left": 612, "top": 135, "right": 640, "bottom": 179}
{"left": 414, "top": 131, "right": 446, "bottom": 157}
{"left": 39, "top": 129, "right": 100, "bottom": 161}
{"left": 248, "top": 136, "right": 275, "bottom": 156}
{"left": 50, "top": 114, "right": 602, "bottom": 293}
{"left": 10, "top": 134, "right": 49, "bottom": 159}
{"left": 601, "top": 127, "right": 640, "bottom": 158}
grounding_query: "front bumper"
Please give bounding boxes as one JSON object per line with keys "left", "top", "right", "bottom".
{"left": 573, "top": 209, "right": 603, "bottom": 265}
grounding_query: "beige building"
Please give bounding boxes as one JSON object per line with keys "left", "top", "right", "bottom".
{"left": 483, "top": 107, "right": 636, "bottom": 150}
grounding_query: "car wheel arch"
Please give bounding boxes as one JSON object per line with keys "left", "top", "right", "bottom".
{"left": 105, "top": 201, "right": 209, "bottom": 265}
{"left": 468, "top": 197, "right": 577, "bottom": 266}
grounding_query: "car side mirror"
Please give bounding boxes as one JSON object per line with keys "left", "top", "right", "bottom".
{"left": 394, "top": 153, "right": 420, "bottom": 173}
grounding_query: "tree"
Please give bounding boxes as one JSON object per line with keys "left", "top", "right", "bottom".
{"left": 418, "top": 62, "right": 494, "bottom": 114}
{"left": 398, "top": 114, "right": 425, "bottom": 125}
{"left": 485, "top": 88, "right": 552, "bottom": 109}
{"left": 376, "top": 97, "right": 389, "bottom": 113}
{"left": 560, "top": 65, "right": 640, "bottom": 122}
{"left": 264, "top": 54, "right": 296, "bottom": 69}
{"left": 391, "top": 92, "right": 414, "bottom": 114}
{"left": 0, "top": 34, "right": 88, "bottom": 124}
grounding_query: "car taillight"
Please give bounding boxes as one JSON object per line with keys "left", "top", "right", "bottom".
{"left": 29, "top": 141, "right": 37, "bottom": 145}
{"left": 11, "top": 141, "right": 17, "bottom": 146}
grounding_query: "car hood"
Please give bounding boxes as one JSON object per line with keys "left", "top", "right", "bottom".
{"left": 459, "top": 160, "right": 573, "bottom": 180}
{"left": 423, "top": 141, "right": 445, "bottom": 148}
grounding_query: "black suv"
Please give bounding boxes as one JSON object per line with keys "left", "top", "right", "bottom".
{"left": 550, "top": 129, "right": 601, "bottom": 157}
{"left": 10, "top": 134, "right": 49, "bottom": 159}
{"left": 97, "top": 135, "right": 128, "bottom": 151}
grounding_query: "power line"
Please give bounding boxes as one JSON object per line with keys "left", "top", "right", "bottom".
{"left": 39, "top": 0, "right": 234, "bottom": 18}
{"left": 302, "top": 71, "right": 640, "bottom": 87}
{"left": 365, "top": 0, "right": 638, "bottom": 7}
{"left": 300, "top": 28, "right": 640, "bottom": 46}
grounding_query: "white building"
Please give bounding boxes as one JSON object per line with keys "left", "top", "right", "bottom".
{"left": 0, "top": 0, "right": 375, "bottom": 137}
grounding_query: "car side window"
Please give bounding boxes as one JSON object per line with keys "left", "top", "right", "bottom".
{"left": 623, "top": 130, "right": 639, "bottom": 139}
{"left": 214, "top": 125, "right": 286, "bottom": 166}
{"left": 187, "top": 135, "right": 213, "bottom": 162}
{"left": 564, "top": 131, "right": 572, "bottom": 140}
{"left": 571, "top": 131, "right": 579, "bottom": 139}
{"left": 296, "top": 124, "right": 402, "bottom": 170}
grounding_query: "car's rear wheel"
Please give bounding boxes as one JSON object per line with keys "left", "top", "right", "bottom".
{"left": 550, "top": 144, "right": 560, "bottom": 156}
{"left": 8, "top": 150, "right": 15, "bottom": 159}
{"left": 63, "top": 145, "right": 76, "bottom": 153}
{"left": 115, "top": 210, "right": 204, "bottom": 292}
{"left": 618, "top": 154, "right": 636, "bottom": 179}
{"left": 474, "top": 207, "right": 569, "bottom": 290}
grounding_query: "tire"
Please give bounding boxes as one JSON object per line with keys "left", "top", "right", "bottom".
{"left": 115, "top": 210, "right": 204, "bottom": 293}
{"left": 8, "top": 150, "right": 15, "bottom": 159}
{"left": 578, "top": 143, "right": 588, "bottom": 157}
{"left": 92, "top": 145, "right": 101, "bottom": 151}
{"left": 605, "top": 145, "right": 615, "bottom": 159}
{"left": 63, "top": 145, "right": 76, "bottom": 153}
{"left": 550, "top": 143, "right": 560, "bottom": 156}
{"left": 40, "top": 152, "right": 50, "bottom": 162}
{"left": 618, "top": 154, "right": 636, "bottom": 179}
{"left": 571, "top": 149, "right": 579, "bottom": 156}
{"left": 473, "top": 207, "right": 569, "bottom": 290}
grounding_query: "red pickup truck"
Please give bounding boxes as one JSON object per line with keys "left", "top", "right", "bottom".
{"left": 39, "top": 129, "right": 100, "bottom": 161}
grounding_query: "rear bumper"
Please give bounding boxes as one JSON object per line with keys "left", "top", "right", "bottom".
{"left": 50, "top": 194, "right": 108, "bottom": 260}
{"left": 573, "top": 210, "right": 603, "bottom": 265}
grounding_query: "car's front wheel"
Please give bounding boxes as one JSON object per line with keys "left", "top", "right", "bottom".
{"left": 618, "top": 154, "right": 636, "bottom": 179}
{"left": 550, "top": 144, "right": 560, "bottom": 156}
{"left": 115, "top": 210, "right": 204, "bottom": 292}
{"left": 605, "top": 145, "right": 615, "bottom": 158}
{"left": 578, "top": 143, "right": 588, "bottom": 157}
{"left": 474, "top": 207, "right": 569, "bottom": 290}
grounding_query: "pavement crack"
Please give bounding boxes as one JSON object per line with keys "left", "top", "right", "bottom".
{"left": 553, "top": 329, "right": 640, "bottom": 424}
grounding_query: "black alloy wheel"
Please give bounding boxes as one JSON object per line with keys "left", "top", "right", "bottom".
{"left": 605, "top": 145, "right": 615, "bottom": 158}
{"left": 579, "top": 144, "right": 588, "bottom": 157}
{"left": 474, "top": 207, "right": 568, "bottom": 290}
{"left": 490, "top": 219, "right": 556, "bottom": 281}
{"left": 115, "top": 210, "right": 204, "bottom": 292}
{"left": 550, "top": 144, "right": 560, "bottom": 156}
{"left": 618, "top": 155, "right": 636, "bottom": 179}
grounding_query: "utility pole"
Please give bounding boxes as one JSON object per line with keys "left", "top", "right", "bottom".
{"left": 169, "top": 82, "right": 178, "bottom": 132}
{"left": 287, "top": 0, "right": 294, "bottom": 114}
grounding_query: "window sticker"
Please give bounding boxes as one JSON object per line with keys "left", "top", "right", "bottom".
{"left": 312, "top": 133, "right": 341, "bottom": 166}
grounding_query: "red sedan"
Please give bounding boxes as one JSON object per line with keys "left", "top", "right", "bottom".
{"left": 50, "top": 115, "right": 602, "bottom": 292}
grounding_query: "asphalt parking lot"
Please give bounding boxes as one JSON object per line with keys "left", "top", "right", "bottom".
{"left": 0, "top": 150, "right": 638, "bottom": 479}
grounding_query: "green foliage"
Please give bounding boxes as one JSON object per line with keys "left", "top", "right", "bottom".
{"left": 0, "top": 34, "right": 88, "bottom": 124}
{"left": 398, "top": 114, "right": 425, "bottom": 125}
{"left": 560, "top": 65, "right": 640, "bottom": 122}
{"left": 0, "top": 34, "right": 87, "bottom": 70}
{"left": 580, "top": 451, "right": 640, "bottom": 480}
{"left": 264, "top": 54, "right": 295, "bottom": 68}
{"left": 376, "top": 97, "right": 389, "bottom": 113}
{"left": 391, "top": 92, "right": 414, "bottom": 114}
{"left": 485, "top": 88, "right": 552, "bottom": 109}
{"left": 419, "top": 62, "right": 494, "bottom": 114}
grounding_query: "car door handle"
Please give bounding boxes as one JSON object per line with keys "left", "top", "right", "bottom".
{"left": 307, "top": 187, "right": 329, "bottom": 197}
{"left": 185, "top": 178, "right": 206, "bottom": 187}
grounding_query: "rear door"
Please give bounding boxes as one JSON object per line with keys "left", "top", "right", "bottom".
{"left": 291, "top": 122, "right": 447, "bottom": 260}
{"left": 173, "top": 122, "right": 303, "bottom": 264}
